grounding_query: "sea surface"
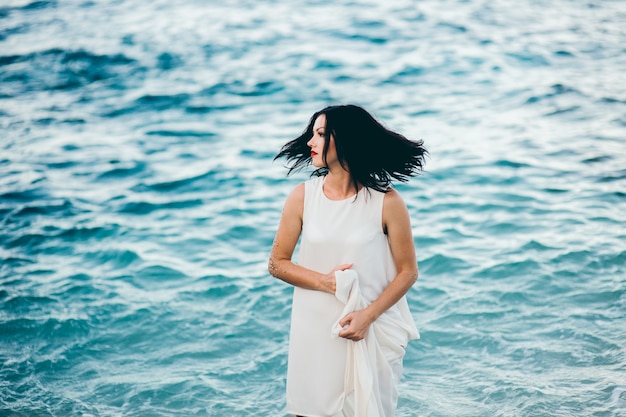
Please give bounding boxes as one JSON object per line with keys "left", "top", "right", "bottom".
{"left": 1, "top": 0, "right": 625, "bottom": 416}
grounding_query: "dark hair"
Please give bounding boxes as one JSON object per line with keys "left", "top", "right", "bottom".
{"left": 274, "top": 104, "right": 427, "bottom": 193}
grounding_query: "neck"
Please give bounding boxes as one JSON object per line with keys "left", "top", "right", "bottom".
{"left": 323, "top": 168, "right": 359, "bottom": 199}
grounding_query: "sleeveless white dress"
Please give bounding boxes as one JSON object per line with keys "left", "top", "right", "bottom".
{"left": 286, "top": 176, "right": 419, "bottom": 417}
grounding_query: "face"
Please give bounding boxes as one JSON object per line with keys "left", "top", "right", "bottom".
{"left": 307, "top": 114, "right": 337, "bottom": 168}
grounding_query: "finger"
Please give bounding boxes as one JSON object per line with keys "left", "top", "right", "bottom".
{"left": 339, "top": 314, "right": 352, "bottom": 327}
{"left": 335, "top": 263, "right": 353, "bottom": 271}
{"left": 338, "top": 327, "right": 352, "bottom": 338}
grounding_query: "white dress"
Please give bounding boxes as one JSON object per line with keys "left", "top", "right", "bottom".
{"left": 286, "top": 176, "right": 419, "bottom": 417}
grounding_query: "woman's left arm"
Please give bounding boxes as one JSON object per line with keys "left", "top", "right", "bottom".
{"left": 338, "top": 189, "right": 418, "bottom": 341}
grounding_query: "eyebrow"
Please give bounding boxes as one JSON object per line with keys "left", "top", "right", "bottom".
{"left": 315, "top": 127, "right": 325, "bottom": 132}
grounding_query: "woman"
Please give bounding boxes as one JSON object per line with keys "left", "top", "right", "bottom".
{"left": 268, "top": 105, "right": 427, "bottom": 417}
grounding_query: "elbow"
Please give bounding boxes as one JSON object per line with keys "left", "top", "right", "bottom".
{"left": 398, "top": 266, "right": 418, "bottom": 287}
{"left": 397, "top": 264, "right": 418, "bottom": 287}
{"left": 267, "top": 258, "right": 276, "bottom": 277}
{"left": 267, "top": 256, "right": 280, "bottom": 278}
{"left": 410, "top": 266, "right": 418, "bottom": 286}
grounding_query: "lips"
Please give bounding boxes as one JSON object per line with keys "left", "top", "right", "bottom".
{"left": 311, "top": 151, "right": 318, "bottom": 157}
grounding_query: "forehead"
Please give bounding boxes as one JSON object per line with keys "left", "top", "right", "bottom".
{"left": 313, "top": 114, "right": 326, "bottom": 130}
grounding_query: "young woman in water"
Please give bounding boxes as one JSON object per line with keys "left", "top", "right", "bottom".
{"left": 268, "top": 104, "right": 427, "bottom": 417}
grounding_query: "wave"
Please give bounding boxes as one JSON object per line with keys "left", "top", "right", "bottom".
{"left": 420, "top": 253, "right": 471, "bottom": 276}
{"left": 116, "top": 199, "right": 204, "bottom": 214}
{"left": 132, "top": 170, "right": 217, "bottom": 193}
{"left": 0, "top": 48, "right": 140, "bottom": 94}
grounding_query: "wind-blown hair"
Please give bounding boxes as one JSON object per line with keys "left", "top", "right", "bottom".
{"left": 274, "top": 104, "right": 427, "bottom": 193}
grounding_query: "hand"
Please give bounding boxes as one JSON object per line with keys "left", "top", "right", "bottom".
{"left": 338, "top": 308, "right": 374, "bottom": 341}
{"left": 319, "top": 263, "right": 352, "bottom": 294}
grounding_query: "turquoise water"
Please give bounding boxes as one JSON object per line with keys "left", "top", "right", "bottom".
{"left": 1, "top": 0, "right": 625, "bottom": 416}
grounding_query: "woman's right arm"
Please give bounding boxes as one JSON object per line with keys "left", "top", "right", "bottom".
{"left": 268, "top": 183, "right": 349, "bottom": 294}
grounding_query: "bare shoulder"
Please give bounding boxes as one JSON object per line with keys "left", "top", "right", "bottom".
{"left": 283, "top": 182, "right": 305, "bottom": 217}
{"left": 382, "top": 187, "right": 410, "bottom": 232}
{"left": 383, "top": 187, "right": 408, "bottom": 212}
{"left": 286, "top": 182, "right": 305, "bottom": 203}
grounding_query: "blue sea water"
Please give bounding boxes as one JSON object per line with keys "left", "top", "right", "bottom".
{"left": 1, "top": 0, "right": 625, "bottom": 416}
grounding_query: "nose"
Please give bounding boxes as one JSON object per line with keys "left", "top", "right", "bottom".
{"left": 307, "top": 135, "right": 314, "bottom": 147}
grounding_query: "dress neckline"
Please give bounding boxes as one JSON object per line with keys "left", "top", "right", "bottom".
{"left": 320, "top": 176, "right": 363, "bottom": 202}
